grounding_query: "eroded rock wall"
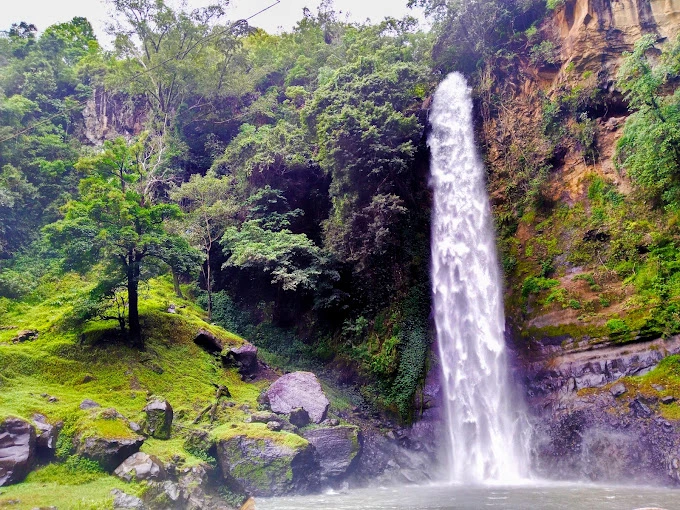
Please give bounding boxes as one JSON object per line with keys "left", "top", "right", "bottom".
{"left": 486, "top": 0, "right": 680, "bottom": 485}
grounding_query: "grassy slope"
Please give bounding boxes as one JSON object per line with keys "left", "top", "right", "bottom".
{"left": 0, "top": 274, "right": 279, "bottom": 509}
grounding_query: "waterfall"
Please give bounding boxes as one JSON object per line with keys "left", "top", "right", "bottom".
{"left": 429, "top": 73, "right": 530, "bottom": 483}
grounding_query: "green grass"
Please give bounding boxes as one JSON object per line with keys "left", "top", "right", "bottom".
{"left": 0, "top": 273, "right": 272, "bottom": 507}
{"left": 0, "top": 469, "right": 144, "bottom": 509}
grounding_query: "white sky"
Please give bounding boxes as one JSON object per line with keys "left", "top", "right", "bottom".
{"left": 1, "top": 0, "right": 426, "bottom": 46}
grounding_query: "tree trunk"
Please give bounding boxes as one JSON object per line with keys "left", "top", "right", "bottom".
{"left": 172, "top": 270, "right": 184, "bottom": 299}
{"left": 127, "top": 253, "right": 143, "bottom": 350}
{"left": 206, "top": 256, "right": 212, "bottom": 322}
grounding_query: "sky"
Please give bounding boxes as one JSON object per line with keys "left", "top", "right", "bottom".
{"left": 2, "top": 0, "right": 426, "bottom": 45}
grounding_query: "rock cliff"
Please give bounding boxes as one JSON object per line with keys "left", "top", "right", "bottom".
{"left": 482, "top": 0, "right": 680, "bottom": 484}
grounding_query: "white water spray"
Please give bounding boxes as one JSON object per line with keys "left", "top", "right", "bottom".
{"left": 429, "top": 73, "right": 530, "bottom": 483}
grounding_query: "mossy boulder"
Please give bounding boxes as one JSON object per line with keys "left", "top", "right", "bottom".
{"left": 142, "top": 400, "right": 173, "bottom": 440}
{"left": 75, "top": 416, "right": 144, "bottom": 472}
{"left": 213, "top": 425, "right": 319, "bottom": 496}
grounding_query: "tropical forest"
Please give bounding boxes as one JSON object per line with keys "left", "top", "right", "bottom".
{"left": 1, "top": 0, "right": 680, "bottom": 508}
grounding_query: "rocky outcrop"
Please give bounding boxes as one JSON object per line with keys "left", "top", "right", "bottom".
{"left": 76, "top": 433, "right": 144, "bottom": 472}
{"left": 193, "top": 329, "right": 223, "bottom": 354}
{"left": 302, "top": 426, "right": 360, "bottom": 480}
{"left": 33, "top": 414, "right": 60, "bottom": 457}
{"left": 553, "top": 0, "right": 680, "bottom": 76}
{"left": 523, "top": 334, "right": 680, "bottom": 484}
{"left": 114, "top": 452, "right": 164, "bottom": 482}
{"left": 215, "top": 433, "right": 318, "bottom": 496}
{"left": 0, "top": 417, "right": 36, "bottom": 487}
{"left": 524, "top": 335, "right": 680, "bottom": 398}
{"left": 264, "top": 372, "right": 330, "bottom": 424}
{"left": 143, "top": 400, "right": 173, "bottom": 440}
{"left": 225, "top": 343, "right": 259, "bottom": 378}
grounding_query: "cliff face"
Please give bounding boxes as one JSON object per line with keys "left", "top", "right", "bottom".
{"left": 555, "top": 0, "right": 680, "bottom": 74}
{"left": 485, "top": 0, "right": 680, "bottom": 484}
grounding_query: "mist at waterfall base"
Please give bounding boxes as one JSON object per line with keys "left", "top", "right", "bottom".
{"left": 258, "top": 74, "right": 679, "bottom": 508}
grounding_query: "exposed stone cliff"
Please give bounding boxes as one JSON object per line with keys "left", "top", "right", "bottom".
{"left": 484, "top": 0, "right": 680, "bottom": 484}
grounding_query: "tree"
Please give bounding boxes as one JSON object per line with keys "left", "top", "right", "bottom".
{"left": 170, "top": 170, "right": 237, "bottom": 319}
{"left": 44, "top": 137, "right": 195, "bottom": 349}
{"left": 616, "top": 35, "right": 680, "bottom": 209}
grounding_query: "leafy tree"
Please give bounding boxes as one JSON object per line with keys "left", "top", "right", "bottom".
{"left": 44, "top": 137, "right": 194, "bottom": 348}
{"left": 616, "top": 35, "right": 680, "bottom": 209}
{"left": 170, "top": 170, "right": 238, "bottom": 318}
{"left": 410, "top": 0, "right": 544, "bottom": 75}
{"left": 222, "top": 221, "right": 329, "bottom": 293}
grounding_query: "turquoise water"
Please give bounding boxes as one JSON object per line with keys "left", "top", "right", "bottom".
{"left": 258, "top": 482, "right": 679, "bottom": 510}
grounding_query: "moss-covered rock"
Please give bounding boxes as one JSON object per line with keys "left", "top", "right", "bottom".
{"left": 213, "top": 424, "right": 318, "bottom": 496}
{"left": 74, "top": 415, "right": 144, "bottom": 472}
{"left": 142, "top": 399, "right": 173, "bottom": 440}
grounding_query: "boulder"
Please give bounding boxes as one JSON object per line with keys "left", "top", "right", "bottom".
{"left": 0, "top": 417, "right": 36, "bottom": 487}
{"left": 32, "top": 414, "right": 60, "bottom": 455}
{"left": 610, "top": 383, "right": 627, "bottom": 397}
{"left": 215, "top": 433, "right": 318, "bottom": 496}
{"left": 289, "top": 408, "right": 310, "bottom": 428}
{"left": 264, "top": 372, "right": 330, "bottom": 424}
{"left": 114, "top": 452, "right": 164, "bottom": 482}
{"left": 111, "top": 488, "right": 146, "bottom": 509}
{"left": 143, "top": 400, "right": 173, "bottom": 439}
{"left": 80, "top": 399, "right": 101, "bottom": 410}
{"left": 661, "top": 396, "right": 677, "bottom": 405}
{"left": 226, "top": 343, "right": 259, "bottom": 377}
{"left": 249, "top": 411, "right": 279, "bottom": 424}
{"left": 266, "top": 421, "right": 282, "bottom": 432}
{"left": 302, "top": 426, "right": 360, "bottom": 480}
{"left": 193, "top": 329, "right": 223, "bottom": 353}
{"left": 77, "top": 433, "right": 144, "bottom": 472}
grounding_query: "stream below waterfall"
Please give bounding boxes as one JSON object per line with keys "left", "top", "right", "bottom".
{"left": 258, "top": 483, "right": 679, "bottom": 509}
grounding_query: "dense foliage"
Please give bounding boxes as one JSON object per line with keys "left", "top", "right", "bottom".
{"left": 4, "top": 0, "right": 679, "bottom": 421}
{"left": 0, "top": 0, "right": 435, "bottom": 420}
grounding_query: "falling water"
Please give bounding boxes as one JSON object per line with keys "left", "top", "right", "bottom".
{"left": 429, "top": 73, "right": 530, "bottom": 483}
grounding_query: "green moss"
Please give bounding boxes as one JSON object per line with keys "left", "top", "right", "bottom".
{"left": 140, "top": 437, "right": 205, "bottom": 468}
{"left": 0, "top": 276, "right": 271, "bottom": 505}
{"left": 211, "top": 423, "right": 309, "bottom": 451}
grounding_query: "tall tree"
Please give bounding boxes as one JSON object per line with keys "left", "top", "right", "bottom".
{"left": 170, "top": 170, "right": 237, "bottom": 319}
{"left": 44, "top": 137, "right": 195, "bottom": 348}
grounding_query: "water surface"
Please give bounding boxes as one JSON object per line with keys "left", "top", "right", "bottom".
{"left": 259, "top": 483, "right": 678, "bottom": 510}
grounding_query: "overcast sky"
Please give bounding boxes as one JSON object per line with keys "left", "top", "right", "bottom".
{"left": 2, "top": 0, "right": 426, "bottom": 45}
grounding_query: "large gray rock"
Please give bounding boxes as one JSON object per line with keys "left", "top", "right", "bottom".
{"left": 302, "top": 426, "right": 360, "bottom": 479}
{"left": 114, "top": 452, "right": 164, "bottom": 482}
{"left": 111, "top": 488, "right": 146, "bottom": 509}
{"left": 215, "top": 434, "right": 318, "bottom": 496}
{"left": 77, "top": 432, "right": 144, "bottom": 472}
{"left": 264, "top": 372, "right": 330, "bottom": 424}
{"left": 0, "top": 417, "right": 36, "bottom": 487}
{"left": 143, "top": 400, "right": 173, "bottom": 439}
{"left": 226, "top": 343, "right": 259, "bottom": 377}
{"left": 33, "top": 414, "right": 60, "bottom": 456}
